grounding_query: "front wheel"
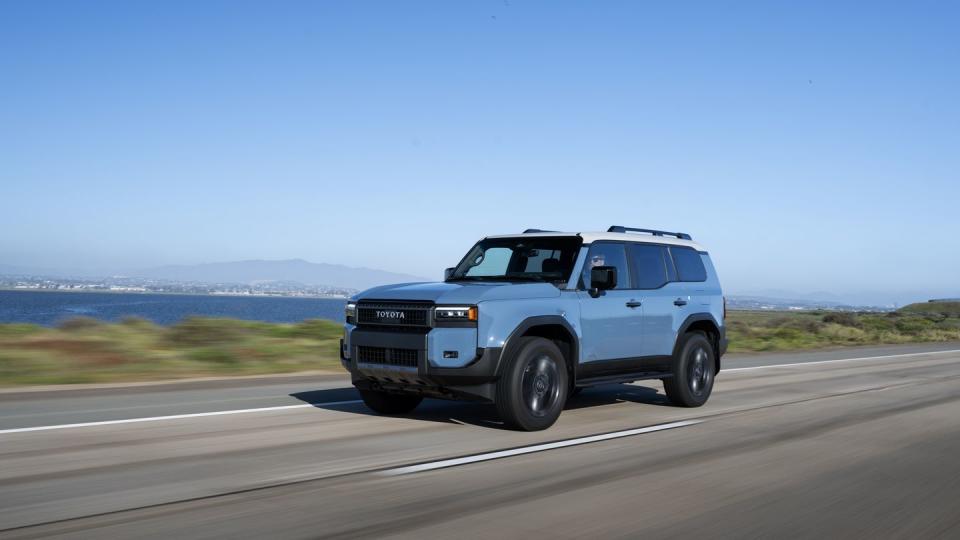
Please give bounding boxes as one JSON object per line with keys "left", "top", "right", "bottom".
{"left": 358, "top": 389, "right": 423, "bottom": 415}
{"left": 495, "top": 337, "right": 568, "bottom": 431}
{"left": 663, "top": 332, "right": 715, "bottom": 407}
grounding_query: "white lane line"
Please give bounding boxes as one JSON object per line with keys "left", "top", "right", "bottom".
{"left": 0, "top": 400, "right": 363, "bottom": 435}
{"left": 723, "top": 349, "right": 960, "bottom": 373}
{"left": 380, "top": 419, "right": 701, "bottom": 476}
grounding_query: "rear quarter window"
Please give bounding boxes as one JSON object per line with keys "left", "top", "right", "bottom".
{"left": 671, "top": 247, "right": 707, "bottom": 282}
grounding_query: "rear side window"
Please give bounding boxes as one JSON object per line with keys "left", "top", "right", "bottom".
{"left": 671, "top": 247, "right": 707, "bottom": 282}
{"left": 628, "top": 244, "right": 671, "bottom": 289}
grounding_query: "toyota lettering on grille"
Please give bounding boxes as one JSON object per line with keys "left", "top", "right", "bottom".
{"left": 376, "top": 310, "right": 405, "bottom": 320}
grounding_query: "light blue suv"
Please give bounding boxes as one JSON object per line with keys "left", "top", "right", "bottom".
{"left": 341, "top": 226, "right": 727, "bottom": 430}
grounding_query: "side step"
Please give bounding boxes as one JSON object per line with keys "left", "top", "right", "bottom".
{"left": 575, "top": 371, "right": 672, "bottom": 388}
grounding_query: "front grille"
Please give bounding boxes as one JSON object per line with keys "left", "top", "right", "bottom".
{"left": 356, "top": 302, "right": 431, "bottom": 327}
{"left": 389, "top": 348, "right": 418, "bottom": 366}
{"left": 357, "top": 346, "right": 386, "bottom": 364}
{"left": 356, "top": 346, "right": 420, "bottom": 368}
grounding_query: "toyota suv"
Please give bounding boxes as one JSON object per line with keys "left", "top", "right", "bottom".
{"left": 340, "top": 226, "right": 727, "bottom": 431}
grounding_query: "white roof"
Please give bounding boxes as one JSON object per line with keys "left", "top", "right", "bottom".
{"left": 486, "top": 231, "right": 707, "bottom": 251}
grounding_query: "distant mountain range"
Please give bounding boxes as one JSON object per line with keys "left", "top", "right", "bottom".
{"left": 132, "top": 259, "right": 430, "bottom": 291}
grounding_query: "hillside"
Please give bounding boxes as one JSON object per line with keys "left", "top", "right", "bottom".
{"left": 899, "top": 301, "right": 960, "bottom": 316}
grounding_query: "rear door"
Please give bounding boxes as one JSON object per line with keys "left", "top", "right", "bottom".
{"left": 626, "top": 243, "right": 681, "bottom": 357}
{"left": 576, "top": 242, "right": 642, "bottom": 366}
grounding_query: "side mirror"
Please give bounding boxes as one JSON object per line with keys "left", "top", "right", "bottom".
{"left": 589, "top": 266, "right": 617, "bottom": 297}
{"left": 444, "top": 267, "right": 455, "bottom": 280}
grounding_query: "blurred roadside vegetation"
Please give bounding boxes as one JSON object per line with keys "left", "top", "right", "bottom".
{"left": 727, "top": 302, "right": 960, "bottom": 352}
{"left": 0, "top": 317, "right": 343, "bottom": 386}
{"left": 1, "top": 302, "right": 958, "bottom": 386}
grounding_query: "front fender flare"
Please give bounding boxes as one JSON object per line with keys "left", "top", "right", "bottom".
{"left": 496, "top": 315, "right": 580, "bottom": 384}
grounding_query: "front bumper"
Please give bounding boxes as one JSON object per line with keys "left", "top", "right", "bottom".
{"left": 340, "top": 328, "right": 503, "bottom": 402}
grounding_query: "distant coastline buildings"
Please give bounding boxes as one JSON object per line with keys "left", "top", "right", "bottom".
{"left": 0, "top": 275, "right": 355, "bottom": 299}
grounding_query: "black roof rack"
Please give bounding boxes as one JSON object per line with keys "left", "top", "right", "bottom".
{"left": 607, "top": 226, "right": 692, "bottom": 240}
{"left": 523, "top": 228, "right": 558, "bottom": 234}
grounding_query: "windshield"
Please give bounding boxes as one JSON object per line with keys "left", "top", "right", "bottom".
{"left": 448, "top": 236, "right": 583, "bottom": 285}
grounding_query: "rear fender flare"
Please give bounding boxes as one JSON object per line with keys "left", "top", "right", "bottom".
{"left": 673, "top": 313, "right": 723, "bottom": 371}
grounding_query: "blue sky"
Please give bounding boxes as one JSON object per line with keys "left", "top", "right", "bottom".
{"left": 2, "top": 1, "right": 957, "bottom": 305}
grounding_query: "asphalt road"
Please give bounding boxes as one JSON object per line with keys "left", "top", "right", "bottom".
{"left": 2, "top": 342, "right": 959, "bottom": 538}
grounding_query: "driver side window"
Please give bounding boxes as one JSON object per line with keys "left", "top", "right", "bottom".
{"left": 580, "top": 243, "right": 631, "bottom": 289}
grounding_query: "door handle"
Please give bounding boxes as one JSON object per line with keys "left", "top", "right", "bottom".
{"left": 625, "top": 300, "right": 642, "bottom": 308}
{"left": 673, "top": 298, "right": 688, "bottom": 306}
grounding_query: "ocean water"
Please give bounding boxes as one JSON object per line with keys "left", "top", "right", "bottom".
{"left": 0, "top": 290, "right": 346, "bottom": 326}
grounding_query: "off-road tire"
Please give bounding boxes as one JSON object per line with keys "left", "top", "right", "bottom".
{"left": 663, "top": 332, "right": 715, "bottom": 407}
{"left": 495, "top": 337, "right": 568, "bottom": 431}
{"left": 358, "top": 389, "right": 423, "bottom": 415}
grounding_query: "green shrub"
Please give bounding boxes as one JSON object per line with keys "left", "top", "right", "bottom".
{"left": 761, "top": 316, "right": 793, "bottom": 328}
{"left": 822, "top": 312, "right": 861, "bottom": 328}
{"left": 895, "top": 317, "right": 935, "bottom": 334}
{"left": 860, "top": 316, "right": 896, "bottom": 333}
{"left": 166, "top": 317, "right": 249, "bottom": 346}
{"left": 292, "top": 319, "right": 342, "bottom": 339}
{"left": 0, "top": 323, "right": 45, "bottom": 337}
{"left": 57, "top": 317, "right": 103, "bottom": 331}
{"left": 935, "top": 318, "right": 960, "bottom": 331}
{"left": 787, "top": 318, "right": 823, "bottom": 334}
{"left": 186, "top": 347, "right": 238, "bottom": 365}
{"left": 820, "top": 324, "right": 867, "bottom": 342}
{"left": 119, "top": 316, "right": 156, "bottom": 329}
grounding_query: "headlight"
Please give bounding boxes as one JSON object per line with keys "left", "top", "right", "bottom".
{"left": 345, "top": 302, "right": 357, "bottom": 324}
{"left": 434, "top": 305, "right": 477, "bottom": 322}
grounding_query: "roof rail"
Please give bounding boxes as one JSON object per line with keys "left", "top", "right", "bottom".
{"left": 607, "top": 226, "right": 692, "bottom": 240}
{"left": 523, "top": 228, "right": 558, "bottom": 234}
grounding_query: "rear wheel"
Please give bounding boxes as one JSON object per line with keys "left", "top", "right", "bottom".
{"left": 495, "top": 337, "right": 568, "bottom": 431}
{"left": 358, "top": 389, "right": 423, "bottom": 415}
{"left": 663, "top": 332, "right": 715, "bottom": 407}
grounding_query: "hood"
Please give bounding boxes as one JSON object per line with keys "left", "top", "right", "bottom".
{"left": 353, "top": 281, "right": 562, "bottom": 304}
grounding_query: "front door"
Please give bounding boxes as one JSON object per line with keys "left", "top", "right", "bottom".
{"left": 576, "top": 242, "right": 642, "bottom": 372}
